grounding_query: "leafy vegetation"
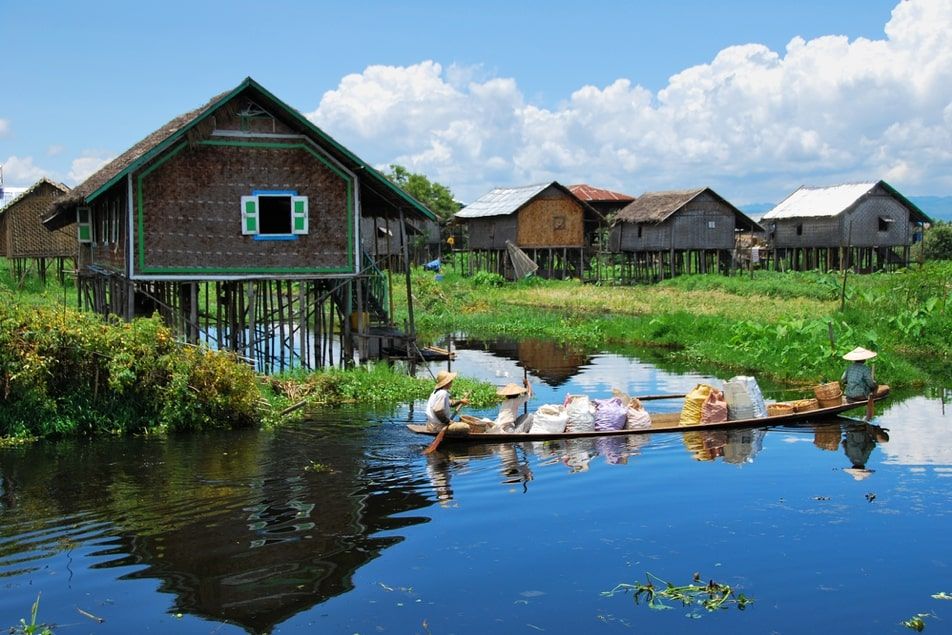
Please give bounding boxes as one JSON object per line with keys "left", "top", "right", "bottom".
{"left": 383, "top": 164, "right": 461, "bottom": 220}
{"left": 602, "top": 572, "right": 752, "bottom": 616}
{"left": 0, "top": 298, "right": 261, "bottom": 437}
{"left": 402, "top": 262, "right": 952, "bottom": 388}
{"left": 923, "top": 221, "right": 952, "bottom": 261}
{"left": 12, "top": 593, "right": 53, "bottom": 635}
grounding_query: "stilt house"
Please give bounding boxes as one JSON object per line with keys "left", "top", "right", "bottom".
{"left": 761, "top": 180, "right": 931, "bottom": 272}
{"left": 0, "top": 178, "right": 74, "bottom": 282}
{"left": 43, "top": 77, "right": 436, "bottom": 371}
{"left": 454, "top": 182, "right": 600, "bottom": 279}
{"left": 607, "top": 187, "right": 761, "bottom": 281}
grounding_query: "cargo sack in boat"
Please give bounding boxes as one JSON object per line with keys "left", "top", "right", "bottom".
{"left": 680, "top": 384, "right": 714, "bottom": 426}
{"left": 723, "top": 376, "right": 768, "bottom": 420}
{"left": 700, "top": 389, "right": 728, "bottom": 424}
{"left": 564, "top": 395, "right": 596, "bottom": 433}
{"left": 593, "top": 397, "right": 628, "bottom": 431}
{"left": 529, "top": 404, "right": 568, "bottom": 434}
{"left": 626, "top": 398, "right": 652, "bottom": 430}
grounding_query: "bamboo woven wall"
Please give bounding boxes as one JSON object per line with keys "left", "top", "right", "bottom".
{"left": 88, "top": 186, "right": 127, "bottom": 272}
{"left": 516, "top": 192, "right": 584, "bottom": 247}
{"left": 133, "top": 142, "right": 352, "bottom": 275}
{"left": 4, "top": 181, "right": 75, "bottom": 259}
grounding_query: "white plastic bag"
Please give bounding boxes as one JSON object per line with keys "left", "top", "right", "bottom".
{"left": 529, "top": 404, "right": 568, "bottom": 434}
{"left": 565, "top": 395, "right": 596, "bottom": 433}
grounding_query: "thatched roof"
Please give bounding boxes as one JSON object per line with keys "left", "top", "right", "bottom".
{"left": 45, "top": 77, "right": 436, "bottom": 230}
{"left": 0, "top": 178, "right": 69, "bottom": 216}
{"left": 613, "top": 187, "right": 762, "bottom": 231}
{"left": 762, "top": 180, "right": 931, "bottom": 223}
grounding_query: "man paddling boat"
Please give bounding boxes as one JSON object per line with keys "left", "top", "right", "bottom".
{"left": 425, "top": 371, "right": 469, "bottom": 433}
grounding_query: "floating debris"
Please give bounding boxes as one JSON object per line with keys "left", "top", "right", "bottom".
{"left": 602, "top": 572, "right": 753, "bottom": 616}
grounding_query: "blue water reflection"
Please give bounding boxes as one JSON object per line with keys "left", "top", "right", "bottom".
{"left": 0, "top": 346, "right": 949, "bottom": 634}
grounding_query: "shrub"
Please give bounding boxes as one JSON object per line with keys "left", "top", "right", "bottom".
{"left": 923, "top": 221, "right": 952, "bottom": 261}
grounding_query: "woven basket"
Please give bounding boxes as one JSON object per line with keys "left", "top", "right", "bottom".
{"left": 791, "top": 398, "right": 819, "bottom": 413}
{"left": 813, "top": 381, "right": 843, "bottom": 401}
{"left": 767, "top": 402, "right": 795, "bottom": 417}
{"left": 459, "top": 414, "right": 489, "bottom": 434}
{"left": 817, "top": 396, "right": 844, "bottom": 409}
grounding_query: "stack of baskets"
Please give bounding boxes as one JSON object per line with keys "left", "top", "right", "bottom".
{"left": 813, "top": 381, "right": 844, "bottom": 408}
{"left": 767, "top": 402, "right": 795, "bottom": 417}
{"left": 791, "top": 398, "right": 819, "bottom": 413}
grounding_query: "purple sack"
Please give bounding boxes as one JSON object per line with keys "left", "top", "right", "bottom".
{"left": 593, "top": 397, "right": 628, "bottom": 431}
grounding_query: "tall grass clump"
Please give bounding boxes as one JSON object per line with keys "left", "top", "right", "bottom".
{"left": 0, "top": 297, "right": 260, "bottom": 438}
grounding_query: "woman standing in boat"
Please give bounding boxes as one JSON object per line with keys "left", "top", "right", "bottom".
{"left": 841, "top": 347, "right": 880, "bottom": 402}
{"left": 425, "top": 371, "right": 469, "bottom": 432}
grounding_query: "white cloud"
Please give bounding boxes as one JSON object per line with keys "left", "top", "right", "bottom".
{"left": 308, "top": 0, "right": 952, "bottom": 203}
{"left": 68, "top": 151, "right": 114, "bottom": 184}
{"left": 1, "top": 155, "right": 47, "bottom": 185}
{"left": 47, "top": 144, "right": 65, "bottom": 157}
{"left": 0, "top": 119, "right": 9, "bottom": 138}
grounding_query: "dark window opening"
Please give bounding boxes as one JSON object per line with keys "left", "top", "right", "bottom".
{"left": 796, "top": 223, "right": 803, "bottom": 236}
{"left": 637, "top": 225, "right": 643, "bottom": 238}
{"left": 259, "top": 196, "right": 292, "bottom": 234}
{"left": 878, "top": 216, "right": 892, "bottom": 232}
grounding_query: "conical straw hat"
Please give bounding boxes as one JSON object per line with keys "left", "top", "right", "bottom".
{"left": 496, "top": 382, "right": 528, "bottom": 397}
{"left": 843, "top": 347, "right": 877, "bottom": 361}
{"left": 434, "top": 370, "right": 458, "bottom": 390}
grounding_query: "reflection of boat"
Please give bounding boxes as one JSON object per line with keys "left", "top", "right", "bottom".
{"left": 408, "top": 389, "right": 890, "bottom": 442}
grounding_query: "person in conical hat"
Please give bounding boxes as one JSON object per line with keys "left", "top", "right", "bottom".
{"left": 488, "top": 379, "right": 533, "bottom": 434}
{"left": 424, "top": 370, "right": 468, "bottom": 432}
{"left": 840, "top": 347, "right": 879, "bottom": 402}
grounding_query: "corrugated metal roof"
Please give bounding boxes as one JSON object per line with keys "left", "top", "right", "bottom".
{"left": 455, "top": 182, "right": 553, "bottom": 218}
{"left": 569, "top": 184, "right": 634, "bottom": 203}
{"left": 762, "top": 182, "right": 877, "bottom": 220}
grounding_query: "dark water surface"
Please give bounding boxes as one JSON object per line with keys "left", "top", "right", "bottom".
{"left": 2, "top": 345, "right": 950, "bottom": 634}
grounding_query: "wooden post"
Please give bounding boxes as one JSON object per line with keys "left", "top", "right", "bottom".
{"left": 398, "top": 207, "right": 416, "bottom": 350}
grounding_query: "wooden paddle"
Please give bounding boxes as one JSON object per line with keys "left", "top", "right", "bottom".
{"left": 423, "top": 393, "right": 470, "bottom": 455}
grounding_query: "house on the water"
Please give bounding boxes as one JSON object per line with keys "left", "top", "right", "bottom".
{"left": 43, "top": 77, "right": 436, "bottom": 371}
{"left": 761, "top": 180, "right": 931, "bottom": 272}
{"left": 454, "top": 182, "right": 600, "bottom": 279}
{"left": 0, "top": 178, "right": 74, "bottom": 282}
{"left": 608, "top": 187, "right": 762, "bottom": 282}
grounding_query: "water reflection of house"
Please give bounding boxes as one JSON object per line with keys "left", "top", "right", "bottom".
{"left": 112, "top": 457, "right": 431, "bottom": 633}
{"left": 455, "top": 337, "right": 591, "bottom": 387}
{"left": 0, "top": 427, "right": 435, "bottom": 635}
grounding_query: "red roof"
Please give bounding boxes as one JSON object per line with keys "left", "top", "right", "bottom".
{"left": 569, "top": 184, "right": 635, "bottom": 203}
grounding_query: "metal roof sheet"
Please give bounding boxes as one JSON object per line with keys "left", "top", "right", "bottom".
{"left": 762, "top": 182, "right": 878, "bottom": 220}
{"left": 568, "top": 184, "right": 634, "bottom": 202}
{"left": 455, "top": 182, "right": 553, "bottom": 218}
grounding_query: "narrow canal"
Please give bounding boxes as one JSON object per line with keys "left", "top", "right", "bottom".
{"left": 1, "top": 341, "right": 950, "bottom": 634}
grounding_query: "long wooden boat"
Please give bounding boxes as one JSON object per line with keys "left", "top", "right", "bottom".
{"left": 407, "top": 388, "right": 890, "bottom": 442}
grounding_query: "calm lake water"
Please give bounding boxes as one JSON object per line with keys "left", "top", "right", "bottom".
{"left": 1, "top": 341, "right": 950, "bottom": 634}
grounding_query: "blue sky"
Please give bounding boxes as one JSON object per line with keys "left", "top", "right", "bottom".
{"left": 2, "top": 0, "right": 950, "bottom": 205}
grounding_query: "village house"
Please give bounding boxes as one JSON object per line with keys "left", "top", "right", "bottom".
{"left": 608, "top": 187, "right": 762, "bottom": 281}
{"left": 761, "top": 180, "right": 931, "bottom": 272}
{"left": 454, "top": 181, "right": 600, "bottom": 279}
{"left": 42, "top": 77, "right": 436, "bottom": 371}
{"left": 0, "top": 177, "right": 73, "bottom": 282}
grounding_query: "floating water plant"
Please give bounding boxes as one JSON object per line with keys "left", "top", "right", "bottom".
{"left": 602, "top": 572, "right": 752, "bottom": 615}
{"left": 903, "top": 613, "right": 933, "bottom": 631}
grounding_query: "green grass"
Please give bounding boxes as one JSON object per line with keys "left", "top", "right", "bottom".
{"left": 399, "top": 262, "right": 952, "bottom": 389}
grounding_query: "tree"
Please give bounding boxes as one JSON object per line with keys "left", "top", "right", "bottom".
{"left": 923, "top": 221, "right": 952, "bottom": 261}
{"left": 383, "top": 165, "right": 461, "bottom": 221}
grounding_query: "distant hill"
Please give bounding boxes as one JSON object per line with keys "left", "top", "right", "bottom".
{"left": 741, "top": 196, "right": 952, "bottom": 223}
{"left": 909, "top": 196, "right": 952, "bottom": 222}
